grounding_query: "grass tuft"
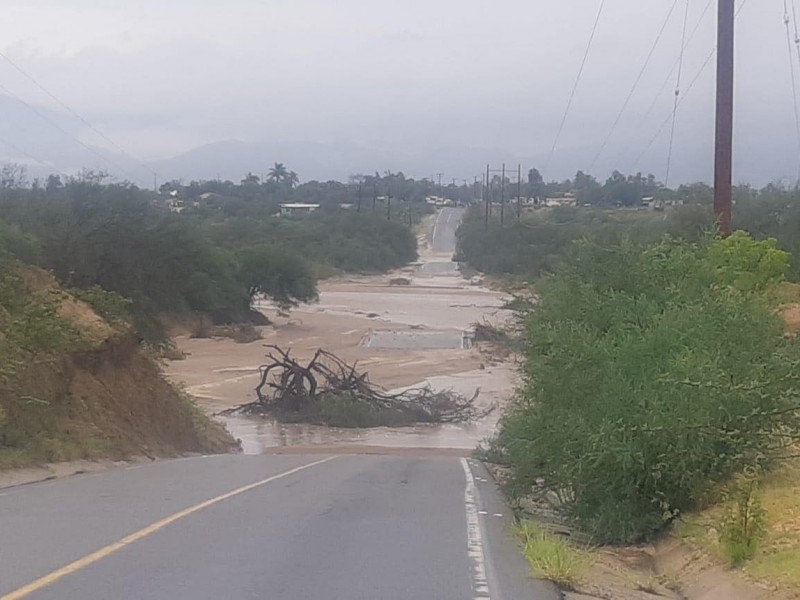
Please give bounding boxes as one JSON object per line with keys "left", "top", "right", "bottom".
{"left": 515, "top": 520, "right": 590, "bottom": 590}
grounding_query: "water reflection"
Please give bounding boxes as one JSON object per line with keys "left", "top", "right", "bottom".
{"left": 222, "top": 414, "right": 498, "bottom": 454}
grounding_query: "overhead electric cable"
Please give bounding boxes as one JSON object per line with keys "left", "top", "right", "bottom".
{"left": 0, "top": 137, "right": 70, "bottom": 178}
{"left": 630, "top": 48, "right": 715, "bottom": 171}
{"left": 0, "top": 50, "right": 157, "bottom": 180}
{"left": 791, "top": 0, "right": 800, "bottom": 68}
{"left": 543, "top": 0, "right": 606, "bottom": 177}
{"left": 664, "top": 0, "right": 691, "bottom": 186}
{"left": 637, "top": 0, "right": 715, "bottom": 131}
{"left": 0, "top": 82, "right": 138, "bottom": 181}
{"left": 630, "top": 0, "right": 750, "bottom": 172}
{"left": 589, "top": 0, "right": 680, "bottom": 171}
{"left": 783, "top": 0, "right": 800, "bottom": 182}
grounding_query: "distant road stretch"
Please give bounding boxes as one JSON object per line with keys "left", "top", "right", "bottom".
{"left": 431, "top": 207, "right": 466, "bottom": 255}
{"left": 0, "top": 454, "right": 559, "bottom": 599}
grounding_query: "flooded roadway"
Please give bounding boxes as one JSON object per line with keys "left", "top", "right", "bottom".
{"left": 165, "top": 207, "right": 515, "bottom": 454}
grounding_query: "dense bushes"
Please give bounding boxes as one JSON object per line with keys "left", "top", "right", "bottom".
{"left": 202, "top": 211, "right": 417, "bottom": 274}
{"left": 496, "top": 234, "right": 800, "bottom": 543}
{"left": 0, "top": 179, "right": 418, "bottom": 342}
{"left": 455, "top": 204, "right": 713, "bottom": 279}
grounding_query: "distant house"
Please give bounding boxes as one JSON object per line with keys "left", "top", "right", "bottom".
{"left": 280, "top": 203, "right": 320, "bottom": 216}
{"left": 544, "top": 196, "right": 576, "bottom": 207}
{"left": 425, "top": 196, "right": 453, "bottom": 207}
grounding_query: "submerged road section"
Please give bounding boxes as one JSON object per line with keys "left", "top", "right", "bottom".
{"left": 0, "top": 454, "right": 559, "bottom": 599}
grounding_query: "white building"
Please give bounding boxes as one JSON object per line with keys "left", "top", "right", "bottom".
{"left": 280, "top": 203, "right": 320, "bottom": 216}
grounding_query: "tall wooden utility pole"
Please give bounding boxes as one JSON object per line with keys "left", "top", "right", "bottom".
{"left": 714, "top": 0, "right": 734, "bottom": 237}
{"left": 517, "top": 164, "right": 522, "bottom": 221}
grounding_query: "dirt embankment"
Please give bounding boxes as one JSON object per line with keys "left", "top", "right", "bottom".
{"left": 0, "top": 266, "right": 236, "bottom": 473}
{"left": 5, "top": 334, "right": 235, "bottom": 460}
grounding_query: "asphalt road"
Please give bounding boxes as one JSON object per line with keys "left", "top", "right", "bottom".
{"left": 0, "top": 454, "right": 559, "bottom": 600}
{"left": 431, "top": 206, "right": 465, "bottom": 254}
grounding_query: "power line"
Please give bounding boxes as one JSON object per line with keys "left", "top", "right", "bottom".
{"left": 0, "top": 50, "right": 157, "bottom": 180}
{"left": 664, "top": 0, "right": 691, "bottom": 186}
{"left": 630, "top": 48, "right": 715, "bottom": 171}
{"left": 630, "top": 0, "right": 750, "bottom": 174}
{"left": 0, "top": 82, "right": 138, "bottom": 182}
{"left": 589, "top": 0, "right": 680, "bottom": 171}
{"left": 0, "top": 136, "right": 69, "bottom": 178}
{"left": 543, "top": 0, "right": 606, "bottom": 177}
{"left": 783, "top": 0, "right": 800, "bottom": 182}
{"left": 636, "top": 0, "right": 715, "bottom": 133}
{"left": 792, "top": 0, "right": 800, "bottom": 65}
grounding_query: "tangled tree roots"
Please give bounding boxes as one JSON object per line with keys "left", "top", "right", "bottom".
{"left": 219, "top": 345, "right": 491, "bottom": 426}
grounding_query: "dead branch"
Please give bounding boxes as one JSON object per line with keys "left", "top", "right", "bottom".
{"left": 219, "top": 345, "right": 493, "bottom": 426}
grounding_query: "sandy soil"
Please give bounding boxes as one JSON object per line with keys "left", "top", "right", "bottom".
{"left": 164, "top": 219, "right": 515, "bottom": 453}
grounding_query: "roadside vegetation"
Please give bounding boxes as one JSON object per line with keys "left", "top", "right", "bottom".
{"left": 0, "top": 164, "right": 428, "bottom": 468}
{"left": 515, "top": 521, "right": 590, "bottom": 591}
{"left": 0, "top": 168, "right": 420, "bottom": 345}
{"left": 459, "top": 171, "right": 800, "bottom": 594}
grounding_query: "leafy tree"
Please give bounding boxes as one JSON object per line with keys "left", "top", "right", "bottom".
{"left": 236, "top": 246, "right": 317, "bottom": 309}
{"left": 45, "top": 174, "right": 63, "bottom": 193}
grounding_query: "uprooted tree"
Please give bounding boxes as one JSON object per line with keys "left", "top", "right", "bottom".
{"left": 220, "top": 345, "right": 491, "bottom": 427}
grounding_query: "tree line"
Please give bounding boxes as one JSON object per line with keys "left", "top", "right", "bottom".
{"left": 0, "top": 168, "right": 419, "bottom": 343}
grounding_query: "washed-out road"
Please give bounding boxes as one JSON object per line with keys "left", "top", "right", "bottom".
{"left": 0, "top": 207, "right": 559, "bottom": 599}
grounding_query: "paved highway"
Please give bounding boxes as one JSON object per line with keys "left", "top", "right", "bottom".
{"left": 431, "top": 206, "right": 465, "bottom": 254}
{"left": 0, "top": 454, "right": 558, "bottom": 599}
{"left": 420, "top": 207, "right": 465, "bottom": 276}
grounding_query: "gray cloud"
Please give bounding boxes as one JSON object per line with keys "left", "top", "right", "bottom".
{"left": 0, "top": 1, "right": 795, "bottom": 186}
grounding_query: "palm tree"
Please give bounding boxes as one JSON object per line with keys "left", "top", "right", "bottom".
{"left": 267, "top": 162, "right": 288, "bottom": 184}
{"left": 287, "top": 171, "right": 300, "bottom": 189}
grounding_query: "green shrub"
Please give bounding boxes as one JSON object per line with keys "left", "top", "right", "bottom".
{"left": 3, "top": 297, "right": 79, "bottom": 355}
{"left": 455, "top": 204, "right": 713, "bottom": 279}
{"left": 720, "top": 475, "right": 768, "bottom": 565}
{"left": 497, "top": 235, "right": 800, "bottom": 543}
{"left": 71, "top": 286, "right": 133, "bottom": 325}
{"left": 308, "top": 393, "right": 420, "bottom": 428}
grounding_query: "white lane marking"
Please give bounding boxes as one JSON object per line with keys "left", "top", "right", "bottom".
{"left": 461, "top": 457, "right": 491, "bottom": 600}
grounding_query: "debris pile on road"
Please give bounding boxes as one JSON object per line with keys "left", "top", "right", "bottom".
{"left": 219, "top": 345, "right": 490, "bottom": 427}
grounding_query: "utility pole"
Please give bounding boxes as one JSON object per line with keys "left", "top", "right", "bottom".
{"left": 357, "top": 181, "right": 363, "bottom": 213}
{"left": 484, "top": 164, "right": 490, "bottom": 231}
{"left": 500, "top": 164, "right": 506, "bottom": 225}
{"left": 372, "top": 183, "right": 377, "bottom": 214}
{"left": 714, "top": 0, "right": 734, "bottom": 237}
{"left": 517, "top": 164, "right": 522, "bottom": 221}
{"left": 437, "top": 173, "right": 444, "bottom": 202}
{"left": 387, "top": 185, "right": 392, "bottom": 221}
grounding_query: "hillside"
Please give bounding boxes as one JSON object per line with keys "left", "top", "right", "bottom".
{"left": 0, "top": 264, "right": 236, "bottom": 468}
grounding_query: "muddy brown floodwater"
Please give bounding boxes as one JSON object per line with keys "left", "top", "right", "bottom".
{"left": 164, "top": 210, "right": 515, "bottom": 454}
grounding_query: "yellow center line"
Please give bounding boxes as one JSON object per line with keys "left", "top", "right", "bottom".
{"left": 0, "top": 455, "right": 339, "bottom": 600}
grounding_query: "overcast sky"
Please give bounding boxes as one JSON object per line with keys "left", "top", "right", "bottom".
{"left": 0, "top": 0, "right": 795, "bottom": 186}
